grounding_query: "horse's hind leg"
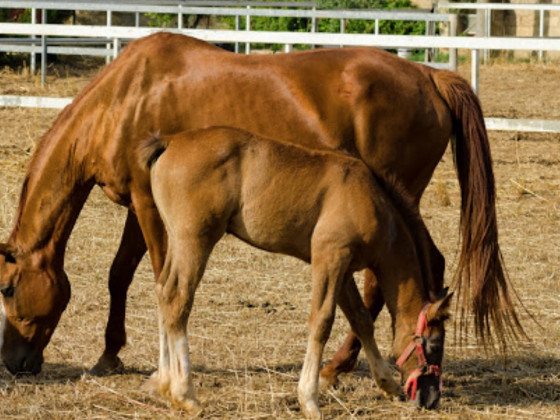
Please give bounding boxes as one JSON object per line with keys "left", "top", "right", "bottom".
{"left": 336, "top": 273, "right": 400, "bottom": 398}
{"left": 92, "top": 210, "right": 148, "bottom": 375}
{"left": 319, "top": 268, "right": 384, "bottom": 386}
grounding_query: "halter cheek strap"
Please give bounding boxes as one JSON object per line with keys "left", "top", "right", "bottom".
{"left": 395, "top": 302, "right": 443, "bottom": 401}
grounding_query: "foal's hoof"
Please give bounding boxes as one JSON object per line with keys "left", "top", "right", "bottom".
{"left": 174, "top": 397, "right": 202, "bottom": 414}
{"left": 89, "top": 355, "right": 124, "bottom": 376}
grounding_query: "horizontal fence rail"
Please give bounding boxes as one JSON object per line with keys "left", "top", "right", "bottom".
{"left": 2, "top": 95, "right": 557, "bottom": 134}
{"left": 1, "top": 2, "right": 560, "bottom": 133}
{"left": 1, "top": 23, "right": 559, "bottom": 51}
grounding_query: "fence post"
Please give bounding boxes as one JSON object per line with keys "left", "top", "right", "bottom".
{"left": 41, "top": 9, "right": 47, "bottom": 87}
{"left": 113, "top": 38, "right": 120, "bottom": 60}
{"left": 235, "top": 14, "right": 240, "bottom": 53}
{"left": 311, "top": 5, "right": 317, "bottom": 49}
{"left": 30, "top": 8, "right": 37, "bottom": 75}
{"left": 538, "top": 8, "right": 544, "bottom": 61}
{"left": 106, "top": 10, "right": 112, "bottom": 64}
{"left": 340, "top": 18, "right": 345, "bottom": 48}
{"left": 449, "top": 14, "right": 458, "bottom": 71}
{"left": 245, "top": 5, "right": 251, "bottom": 54}
{"left": 484, "top": 8, "right": 491, "bottom": 63}
{"left": 471, "top": 49, "right": 480, "bottom": 94}
{"left": 178, "top": 4, "right": 183, "bottom": 30}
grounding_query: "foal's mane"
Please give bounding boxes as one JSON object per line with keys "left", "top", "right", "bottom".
{"left": 371, "top": 171, "right": 440, "bottom": 302}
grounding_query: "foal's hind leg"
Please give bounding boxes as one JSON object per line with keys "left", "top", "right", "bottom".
{"left": 336, "top": 273, "right": 400, "bottom": 398}
{"left": 92, "top": 210, "right": 148, "bottom": 375}
{"left": 319, "top": 268, "right": 384, "bottom": 386}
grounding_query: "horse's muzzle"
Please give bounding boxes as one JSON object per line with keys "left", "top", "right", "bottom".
{"left": 3, "top": 349, "right": 43, "bottom": 375}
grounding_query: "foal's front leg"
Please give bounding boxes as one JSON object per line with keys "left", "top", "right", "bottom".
{"left": 319, "top": 268, "right": 385, "bottom": 385}
{"left": 156, "top": 240, "right": 212, "bottom": 412}
{"left": 336, "top": 274, "right": 400, "bottom": 398}
{"left": 298, "top": 249, "right": 351, "bottom": 420}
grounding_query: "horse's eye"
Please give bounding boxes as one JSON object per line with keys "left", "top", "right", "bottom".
{"left": 1, "top": 285, "right": 15, "bottom": 298}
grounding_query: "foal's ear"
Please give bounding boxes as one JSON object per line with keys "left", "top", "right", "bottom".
{"left": 427, "top": 291, "right": 454, "bottom": 323}
{"left": 0, "top": 243, "right": 18, "bottom": 263}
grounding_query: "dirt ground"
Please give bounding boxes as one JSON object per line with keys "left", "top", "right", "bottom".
{"left": 0, "top": 56, "right": 559, "bottom": 419}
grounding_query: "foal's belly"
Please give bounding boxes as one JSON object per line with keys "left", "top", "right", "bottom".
{"left": 227, "top": 211, "right": 313, "bottom": 263}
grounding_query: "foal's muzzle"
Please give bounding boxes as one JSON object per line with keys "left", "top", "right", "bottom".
{"left": 396, "top": 302, "right": 443, "bottom": 409}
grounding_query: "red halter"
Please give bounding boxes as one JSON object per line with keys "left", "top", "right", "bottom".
{"left": 395, "top": 302, "right": 443, "bottom": 401}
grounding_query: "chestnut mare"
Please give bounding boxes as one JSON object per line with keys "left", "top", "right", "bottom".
{"left": 139, "top": 126, "right": 453, "bottom": 415}
{"left": 0, "top": 33, "right": 519, "bottom": 378}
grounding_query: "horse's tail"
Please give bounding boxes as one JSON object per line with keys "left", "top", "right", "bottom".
{"left": 137, "top": 135, "right": 169, "bottom": 171}
{"left": 431, "top": 70, "right": 525, "bottom": 350}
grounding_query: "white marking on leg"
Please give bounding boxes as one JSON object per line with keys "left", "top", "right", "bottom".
{"left": 298, "top": 341, "right": 322, "bottom": 420}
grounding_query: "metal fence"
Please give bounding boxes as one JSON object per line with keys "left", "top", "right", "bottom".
{"left": 0, "top": 0, "right": 451, "bottom": 80}
{"left": 1, "top": 1, "right": 560, "bottom": 132}
{"left": 439, "top": 2, "right": 560, "bottom": 62}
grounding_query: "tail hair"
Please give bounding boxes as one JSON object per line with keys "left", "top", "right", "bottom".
{"left": 137, "top": 134, "right": 168, "bottom": 170}
{"left": 431, "top": 69, "right": 527, "bottom": 352}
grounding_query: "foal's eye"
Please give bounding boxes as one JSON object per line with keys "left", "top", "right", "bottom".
{"left": 1, "top": 285, "right": 15, "bottom": 298}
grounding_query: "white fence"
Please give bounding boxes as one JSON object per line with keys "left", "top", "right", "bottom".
{"left": 1, "top": 1, "right": 560, "bottom": 132}
{"left": 439, "top": 2, "right": 560, "bottom": 61}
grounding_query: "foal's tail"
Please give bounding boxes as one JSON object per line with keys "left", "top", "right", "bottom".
{"left": 431, "top": 70, "right": 525, "bottom": 351}
{"left": 137, "top": 135, "right": 169, "bottom": 170}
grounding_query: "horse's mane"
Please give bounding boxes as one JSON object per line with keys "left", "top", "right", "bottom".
{"left": 371, "top": 171, "right": 442, "bottom": 302}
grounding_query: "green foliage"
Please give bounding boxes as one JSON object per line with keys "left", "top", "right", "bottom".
{"left": 216, "top": 0, "right": 429, "bottom": 51}
{"left": 0, "top": 9, "right": 73, "bottom": 23}
{"left": 317, "top": 0, "right": 426, "bottom": 36}
{"left": 145, "top": 12, "right": 175, "bottom": 28}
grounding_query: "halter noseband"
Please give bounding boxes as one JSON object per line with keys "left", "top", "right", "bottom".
{"left": 395, "top": 302, "right": 442, "bottom": 402}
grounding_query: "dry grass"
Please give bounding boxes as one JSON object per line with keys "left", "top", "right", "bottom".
{"left": 0, "top": 61, "right": 559, "bottom": 419}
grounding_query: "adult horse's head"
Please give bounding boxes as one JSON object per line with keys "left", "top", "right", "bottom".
{"left": 0, "top": 243, "right": 70, "bottom": 374}
{"left": 395, "top": 290, "right": 453, "bottom": 409}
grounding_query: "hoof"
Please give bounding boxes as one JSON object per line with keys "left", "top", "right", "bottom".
{"left": 318, "top": 367, "right": 339, "bottom": 389}
{"left": 174, "top": 397, "right": 202, "bottom": 414}
{"left": 301, "top": 402, "right": 323, "bottom": 420}
{"left": 89, "top": 355, "right": 124, "bottom": 376}
{"left": 143, "top": 371, "right": 162, "bottom": 394}
{"left": 318, "top": 372, "right": 339, "bottom": 390}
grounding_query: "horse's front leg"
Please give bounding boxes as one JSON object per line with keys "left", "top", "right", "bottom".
{"left": 319, "top": 268, "right": 385, "bottom": 386}
{"left": 91, "top": 210, "right": 148, "bottom": 375}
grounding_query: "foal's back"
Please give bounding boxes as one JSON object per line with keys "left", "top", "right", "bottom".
{"left": 146, "top": 126, "right": 385, "bottom": 262}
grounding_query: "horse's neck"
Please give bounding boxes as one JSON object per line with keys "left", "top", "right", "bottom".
{"left": 9, "top": 125, "right": 94, "bottom": 267}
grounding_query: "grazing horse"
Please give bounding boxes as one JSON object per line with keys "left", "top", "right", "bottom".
{"left": 138, "top": 126, "right": 453, "bottom": 415}
{"left": 0, "top": 33, "right": 519, "bottom": 378}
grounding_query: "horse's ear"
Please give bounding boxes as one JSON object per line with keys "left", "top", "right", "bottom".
{"left": 0, "top": 243, "right": 18, "bottom": 263}
{"left": 427, "top": 291, "right": 454, "bottom": 322}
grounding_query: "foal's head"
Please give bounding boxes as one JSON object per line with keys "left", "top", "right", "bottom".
{"left": 395, "top": 291, "right": 453, "bottom": 409}
{"left": 0, "top": 243, "right": 70, "bottom": 375}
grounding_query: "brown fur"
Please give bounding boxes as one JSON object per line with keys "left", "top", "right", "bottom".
{"left": 139, "top": 126, "right": 452, "bottom": 414}
{"left": 0, "top": 33, "right": 521, "bottom": 378}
